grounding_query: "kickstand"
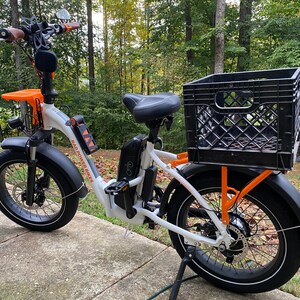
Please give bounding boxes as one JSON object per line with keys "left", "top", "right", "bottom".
{"left": 169, "top": 246, "right": 196, "bottom": 300}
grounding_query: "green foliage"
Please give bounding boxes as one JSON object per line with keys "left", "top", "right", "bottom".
{"left": 56, "top": 89, "right": 146, "bottom": 149}
{"left": 251, "top": 3, "right": 300, "bottom": 70}
{"left": 267, "top": 40, "right": 300, "bottom": 68}
{"left": 0, "top": 102, "right": 21, "bottom": 140}
{"left": 0, "top": 0, "right": 299, "bottom": 152}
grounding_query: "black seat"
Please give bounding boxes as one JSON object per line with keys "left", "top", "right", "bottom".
{"left": 123, "top": 92, "right": 181, "bottom": 123}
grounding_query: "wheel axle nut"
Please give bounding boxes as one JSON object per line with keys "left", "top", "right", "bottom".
{"left": 219, "top": 243, "right": 226, "bottom": 252}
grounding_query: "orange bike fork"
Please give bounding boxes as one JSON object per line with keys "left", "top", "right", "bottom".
{"left": 221, "top": 166, "right": 273, "bottom": 225}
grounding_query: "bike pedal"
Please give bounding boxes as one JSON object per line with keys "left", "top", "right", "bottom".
{"left": 105, "top": 180, "right": 129, "bottom": 195}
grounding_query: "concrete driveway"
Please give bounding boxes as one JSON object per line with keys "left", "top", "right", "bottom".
{"left": 0, "top": 211, "right": 299, "bottom": 300}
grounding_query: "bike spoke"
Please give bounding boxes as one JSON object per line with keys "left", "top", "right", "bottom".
{"left": 183, "top": 189, "right": 281, "bottom": 273}
{"left": 3, "top": 163, "right": 64, "bottom": 221}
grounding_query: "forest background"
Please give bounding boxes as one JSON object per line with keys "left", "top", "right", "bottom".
{"left": 0, "top": 0, "right": 299, "bottom": 151}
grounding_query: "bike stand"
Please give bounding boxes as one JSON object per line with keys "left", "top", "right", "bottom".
{"left": 169, "top": 245, "right": 196, "bottom": 300}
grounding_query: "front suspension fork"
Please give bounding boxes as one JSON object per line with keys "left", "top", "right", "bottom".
{"left": 25, "top": 141, "right": 37, "bottom": 206}
{"left": 25, "top": 130, "right": 52, "bottom": 206}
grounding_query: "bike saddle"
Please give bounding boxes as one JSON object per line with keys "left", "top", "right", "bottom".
{"left": 123, "top": 92, "right": 181, "bottom": 123}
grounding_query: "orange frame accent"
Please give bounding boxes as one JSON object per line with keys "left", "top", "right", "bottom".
{"left": 169, "top": 151, "right": 189, "bottom": 168}
{"left": 1, "top": 89, "right": 44, "bottom": 125}
{"left": 221, "top": 166, "right": 273, "bottom": 225}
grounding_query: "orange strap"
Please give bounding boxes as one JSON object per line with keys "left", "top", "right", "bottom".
{"left": 221, "top": 166, "right": 273, "bottom": 225}
{"left": 1, "top": 89, "right": 44, "bottom": 125}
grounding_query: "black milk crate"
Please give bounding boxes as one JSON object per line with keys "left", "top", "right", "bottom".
{"left": 183, "top": 68, "right": 300, "bottom": 170}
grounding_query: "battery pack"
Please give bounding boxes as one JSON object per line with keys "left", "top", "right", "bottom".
{"left": 115, "top": 135, "right": 147, "bottom": 209}
{"left": 117, "top": 135, "right": 146, "bottom": 181}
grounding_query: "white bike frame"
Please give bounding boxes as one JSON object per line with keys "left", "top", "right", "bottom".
{"left": 42, "top": 102, "right": 232, "bottom": 248}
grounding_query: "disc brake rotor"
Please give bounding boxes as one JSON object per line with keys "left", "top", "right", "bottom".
{"left": 12, "top": 181, "right": 26, "bottom": 201}
{"left": 208, "top": 224, "right": 248, "bottom": 263}
{"left": 11, "top": 181, "right": 42, "bottom": 210}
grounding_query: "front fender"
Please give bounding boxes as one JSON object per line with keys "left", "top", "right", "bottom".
{"left": 1, "top": 137, "right": 88, "bottom": 198}
{"left": 161, "top": 163, "right": 300, "bottom": 222}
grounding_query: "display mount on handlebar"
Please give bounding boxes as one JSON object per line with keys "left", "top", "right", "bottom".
{"left": 20, "top": 16, "right": 80, "bottom": 51}
{"left": 0, "top": 9, "right": 80, "bottom": 51}
{"left": 0, "top": 11, "right": 80, "bottom": 103}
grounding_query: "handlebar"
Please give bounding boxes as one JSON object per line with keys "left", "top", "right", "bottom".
{"left": 0, "top": 16, "right": 81, "bottom": 105}
{"left": 0, "top": 28, "right": 25, "bottom": 42}
{"left": 0, "top": 21, "right": 80, "bottom": 46}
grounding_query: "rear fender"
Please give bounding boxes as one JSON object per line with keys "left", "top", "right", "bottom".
{"left": 161, "top": 163, "right": 300, "bottom": 222}
{"left": 1, "top": 137, "right": 88, "bottom": 198}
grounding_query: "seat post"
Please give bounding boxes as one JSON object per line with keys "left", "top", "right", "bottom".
{"left": 146, "top": 119, "right": 163, "bottom": 143}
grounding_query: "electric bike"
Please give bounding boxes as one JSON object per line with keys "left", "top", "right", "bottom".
{"left": 0, "top": 9, "right": 300, "bottom": 294}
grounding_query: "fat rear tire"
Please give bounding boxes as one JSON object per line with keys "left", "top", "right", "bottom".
{"left": 167, "top": 171, "right": 300, "bottom": 293}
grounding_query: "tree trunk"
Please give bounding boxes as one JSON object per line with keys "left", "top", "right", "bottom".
{"left": 140, "top": 70, "right": 145, "bottom": 94}
{"left": 210, "top": 10, "right": 216, "bottom": 74}
{"left": 103, "top": 0, "right": 110, "bottom": 92}
{"left": 11, "top": 0, "right": 22, "bottom": 88}
{"left": 0, "top": 124, "right": 3, "bottom": 141}
{"left": 11, "top": 0, "right": 29, "bottom": 128}
{"left": 87, "top": 0, "right": 95, "bottom": 92}
{"left": 184, "top": 0, "right": 194, "bottom": 65}
{"left": 21, "top": 0, "right": 30, "bottom": 17}
{"left": 214, "top": 0, "right": 226, "bottom": 73}
{"left": 118, "top": 34, "right": 123, "bottom": 91}
{"left": 119, "top": 1, "right": 127, "bottom": 93}
{"left": 146, "top": 0, "right": 151, "bottom": 95}
{"left": 237, "top": 0, "right": 253, "bottom": 71}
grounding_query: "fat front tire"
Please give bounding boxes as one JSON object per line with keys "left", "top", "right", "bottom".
{"left": 0, "top": 150, "right": 79, "bottom": 231}
{"left": 167, "top": 171, "right": 300, "bottom": 293}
